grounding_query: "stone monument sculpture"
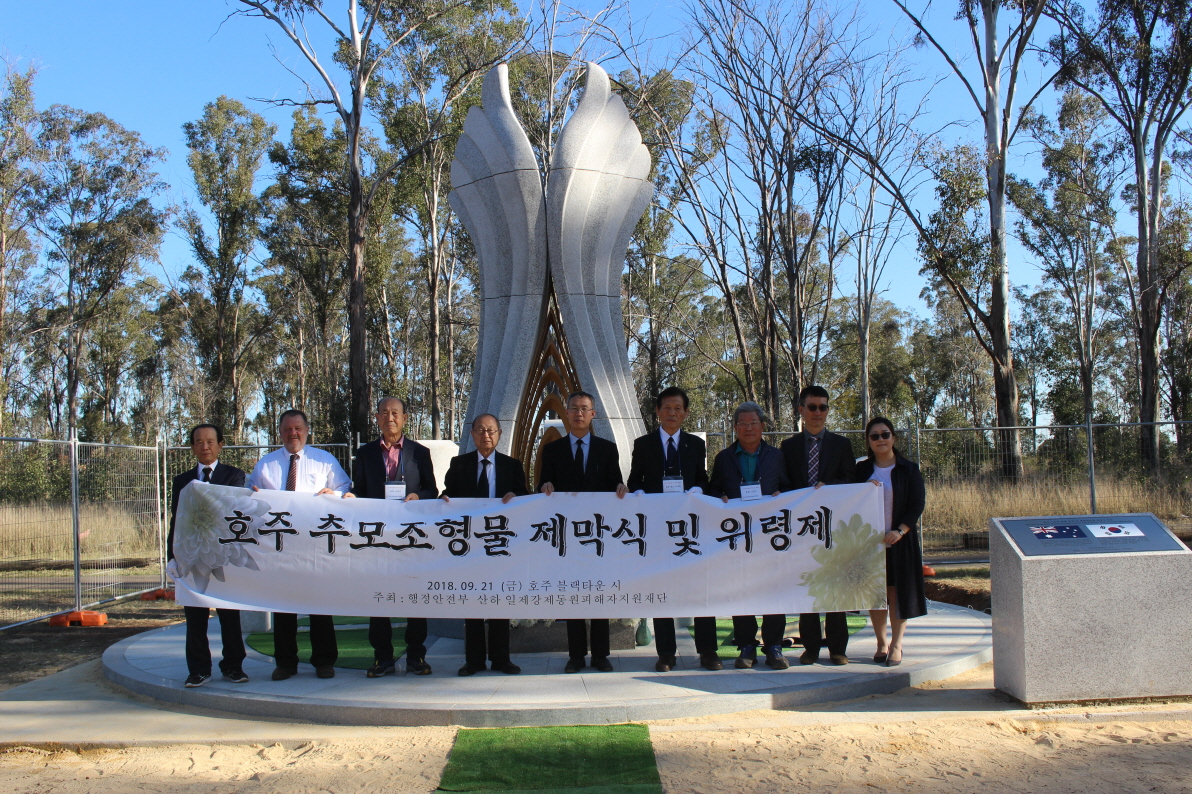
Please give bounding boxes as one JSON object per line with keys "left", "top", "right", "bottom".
{"left": 450, "top": 62, "right": 651, "bottom": 478}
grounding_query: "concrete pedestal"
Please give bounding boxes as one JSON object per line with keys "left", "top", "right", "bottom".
{"left": 991, "top": 516, "right": 1192, "bottom": 705}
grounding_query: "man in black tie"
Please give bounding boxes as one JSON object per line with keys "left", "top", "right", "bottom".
{"left": 780, "top": 385, "right": 858, "bottom": 665}
{"left": 441, "top": 413, "right": 530, "bottom": 676}
{"left": 627, "top": 387, "right": 721, "bottom": 673}
{"left": 538, "top": 391, "right": 627, "bottom": 673}
{"left": 351, "top": 396, "right": 439, "bottom": 677}
{"left": 167, "top": 424, "right": 249, "bottom": 688}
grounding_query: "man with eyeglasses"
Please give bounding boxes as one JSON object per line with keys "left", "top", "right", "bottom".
{"left": 707, "top": 401, "right": 790, "bottom": 670}
{"left": 441, "top": 413, "right": 529, "bottom": 676}
{"left": 538, "top": 390, "right": 628, "bottom": 673}
{"left": 780, "top": 385, "right": 858, "bottom": 665}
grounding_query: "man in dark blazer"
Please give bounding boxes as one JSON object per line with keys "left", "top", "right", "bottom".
{"left": 167, "top": 423, "right": 249, "bottom": 688}
{"left": 780, "top": 385, "right": 859, "bottom": 665}
{"left": 351, "top": 396, "right": 439, "bottom": 676}
{"left": 538, "top": 390, "right": 627, "bottom": 673}
{"left": 627, "top": 387, "right": 721, "bottom": 673}
{"left": 442, "top": 413, "right": 530, "bottom": 676}
{"left": 706, "top": 402, "right": 792, "bottom": 670}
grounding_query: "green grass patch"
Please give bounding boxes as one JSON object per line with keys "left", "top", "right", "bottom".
{"left": 296, "top": 615, "right": 388, "bottom": 627}
{"left": 930, "top": 565, "right": 990, "bottom": 579}
{"left": 697, "top": 614, "right": 870, "bottom": 660}
{"left": 246, "top": 627, "right": 407, "bottom": 670}
{"left": 437, "top": 724, "right": 661, "bottom": 793}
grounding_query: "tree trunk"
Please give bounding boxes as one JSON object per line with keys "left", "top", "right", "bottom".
{"left": 347, "top": 128, "right": 371, "bottom": 444}
{"left": 1136, "top": 142, "right": 1163, "bottom": 468}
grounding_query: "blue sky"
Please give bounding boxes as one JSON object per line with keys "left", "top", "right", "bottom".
{"left": 1, "top": 0, "right": 1055, "bottom": 316}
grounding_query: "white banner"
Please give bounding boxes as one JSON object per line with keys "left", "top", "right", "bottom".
{"left": 172, "top": 482, "right": 887, "bottom": 618}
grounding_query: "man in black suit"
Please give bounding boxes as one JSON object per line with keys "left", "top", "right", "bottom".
{"left": 442, "top": 413, "right": 530, "bottom": 676}
{"left": 351, "top": 396, "right": 439, "bottom": 676}
{"left": 538, "top": 390, "right": 627, "bottom": 673}
{"left": 167, "top": 423, "right": 249, "bottom": 688}
{"left": 627, "top": 387, "right": 721, "bottom": 673}
{"left": 780, "top": 385, "right": 859, "bottom": 665}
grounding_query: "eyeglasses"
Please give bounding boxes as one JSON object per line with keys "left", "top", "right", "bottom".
{"left": 566, "top": 406, "right": 594, "bottom": 413}
{"left": 735, "top": 421, "right": 761, "bottom": 430}
{"left": 473, "top": 428, "right": 500, "bottom": 435}
{"left": 802, "top": 403, "right": 829, "bottom": 412}
{"left": 868, "top": 431, "right": 893, "bottom": 440}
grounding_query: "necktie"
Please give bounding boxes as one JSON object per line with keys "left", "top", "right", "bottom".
{"left": 286, "top": 453, "right": 299, "bottom": 491}
{"left": 201, "top": 466, "right": 212, "bottom": 483}
{"left": 575, "top": 438, "right": 585, "bottom": 476}
{"left": 478, "top": 458, "right": 491, "bottom": 497}
{"left": 665, "top": 436, "right": 678, "bottom": 474}
{"left": 807, "top": 437, "right": 820, "bottom": 485}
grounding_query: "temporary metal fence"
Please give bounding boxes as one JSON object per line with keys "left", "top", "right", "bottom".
{"left": 0, "top": 437, "right": 352, "bottom": 630}
{"left": 702, "top": 421, "right": 1192, "bottom": 561}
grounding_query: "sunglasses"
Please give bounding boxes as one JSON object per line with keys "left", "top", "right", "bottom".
{"left": 802, "top": 403, "right": 829, "bottom": 412}
{"left": 868, "top": 431, "right": 893, "bottom": 440}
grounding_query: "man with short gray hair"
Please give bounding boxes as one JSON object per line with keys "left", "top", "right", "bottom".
{"left": 707, "top": 400, "right": 791, "bottom": 670}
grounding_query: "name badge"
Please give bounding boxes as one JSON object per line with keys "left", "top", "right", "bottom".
{"left": 740, "top": 481, "right": 763, "bottom": 501}
{"left": 385, "top": 481, "right": 407, "bottom": 500}
{"left": 662, "top": 476, "right": 684, "bottom": 494}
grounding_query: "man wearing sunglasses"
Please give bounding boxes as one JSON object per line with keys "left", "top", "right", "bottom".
{"left": 780, "top": 385, "right": 858, "bottom": 665}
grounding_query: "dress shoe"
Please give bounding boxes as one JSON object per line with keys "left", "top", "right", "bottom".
{"left": 564, "top": 656, "right": 586, "bottom": 674}
{"left": 592, "top": 656, "right": 614, "bottom": 672}
{"left": 222, "top": 668, "right": 249, "bottom": 683}
{"left": 700, "top": 653, "right": 724, "bottom": 671}
{"left": 366, "top": 659, "right": 396, "bottom": 678}
{"left": 734, "top": 646, "right": 757, "bottom": 669}
{"left": 315, "top": 665, "right": 336, "bottom": 679}
{"left": 873, "top": 651, "right": 888, "bottom": 664}
{"left": 458, "top": 663, "right": 486, "bottom": 676}
{"left": 829, "top": 654, "right": 849, "bottom": 666}
{"left": 271, "top": 666, "right": 297, "bottom": 681}
{"left": 491, "top": 661, "right": 521, "bottom": 674}
{"left": 407, "top": 657, "right": 433, "bottom": 675}
{"left": 655, "top": 656, "right": 676, "bottom": 673}
{"left": 886, "top": 647, "right": 903, "bottom": 667}
{"left": 799, "top": 649, "right": 819, "bottom": 665}
{"left": 764, "top": 645, "right": 790, "bottom": 669}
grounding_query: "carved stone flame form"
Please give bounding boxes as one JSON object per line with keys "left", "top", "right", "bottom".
{"left": 449, "top": 62, "right": 651, "bottom": 479}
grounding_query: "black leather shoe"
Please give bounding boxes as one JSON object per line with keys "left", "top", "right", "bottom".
{"left": 458, "top": 663, "right": 486, "bottom": 676}
{"left": 592, "top": 656, "right": 614, "bottom": 672}
{"left": 564, "top": 656, "right": 586, "bottom": 673}
{"left": 873, "top": 651, "right": 888, "bottom": 664}
{"left": 315, "top": 665, "right": 336, "bottom": 679}
{"left": 407, "top": 657, "right": 433, "bottom": 675}
{"left": 271, "top": 666, "right": 297, "bottom": 681}
{"left": 829, "top": 654, "right": 849, "bottom": 666}
{"left": 764, "top": 647, "right": 790, "bottom": 669}
{"left": 491, "top": 661, "right": 521, "bottom": 674}
{"left": 222, "top": 668, "right": 249, "bottom": 683}
{"left": 655, "top": 656, "right": 675, "bottom": 672}
{"left": 799, "top": 649, "right": 819, "bottom": 665}
{"left": 366, "top": 659, "right": 396, "bottom": 678}
{"left": 700, "top": 653, "right": 724, "bottom": 671}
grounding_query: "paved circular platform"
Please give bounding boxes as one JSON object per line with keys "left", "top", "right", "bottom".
{"left": 103, "top": 602, "right": 992, "bottom": 727}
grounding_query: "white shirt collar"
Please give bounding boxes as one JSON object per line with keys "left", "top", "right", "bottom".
{"left": 659, "top": 427, "right": 681, "bottom": 447}
{"left": 281, "top": 445, "right": 307, "bottom": 459}
{"left": 568, "top": 432, "right": 590, "bottom": 447}
{"left": 196, "top": 460, "right": 219, "bottom": 478}
{"left": 477, "top": 450, "right": 496, "bottom": 463}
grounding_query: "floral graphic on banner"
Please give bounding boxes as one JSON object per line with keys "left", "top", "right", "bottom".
{"left": 799, "top": 513, "right": 885, "bottom": 611}
{"left": 174, "top": 483, "right": 267, "bottom": 593}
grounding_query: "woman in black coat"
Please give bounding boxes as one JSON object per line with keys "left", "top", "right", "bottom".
{"left": 855, "top": 416, "right": 927, "bottom": 667}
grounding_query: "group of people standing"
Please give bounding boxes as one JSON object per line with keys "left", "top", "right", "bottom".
{"left": 167, "top": 385, "right": 926, "bottom": 688}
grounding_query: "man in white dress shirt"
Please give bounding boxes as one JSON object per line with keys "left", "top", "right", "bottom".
{"left": 249, "top": 409, "right": 353, "bottom": 681}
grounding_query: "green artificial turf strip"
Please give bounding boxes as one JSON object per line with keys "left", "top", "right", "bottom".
{"left": 696, "top": 614, "right": 870, "bottom": 660}
{"left": 437, "top": 725, "right": 662, "bottom": 793}
{"left": 297, "top": 615, "right": 390, "bottom": 627}
{"left": 246, "top": 627, "right": 407, "bottom": 669}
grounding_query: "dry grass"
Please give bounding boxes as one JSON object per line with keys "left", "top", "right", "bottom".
{"left": 0, "top": 501, "right": 160, "bottom": 561}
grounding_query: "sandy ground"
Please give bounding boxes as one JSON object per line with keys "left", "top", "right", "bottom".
{"left": 0, "top": 734, "right": 457, "bottom": 794}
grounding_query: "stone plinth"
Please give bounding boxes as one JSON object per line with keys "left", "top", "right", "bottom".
{"left": 991, "top": 515, "right": 1192, "bottom": 705}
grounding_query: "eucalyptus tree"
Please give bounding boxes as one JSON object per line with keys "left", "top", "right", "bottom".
{"left": 179, "top": 96, "right": 277, "bottom": 441}
{"left": 1046, "top": 0, "right": 1192, "bottom": 467}
{"left": 32, "top": 107, "right": 166, "bottom": 440}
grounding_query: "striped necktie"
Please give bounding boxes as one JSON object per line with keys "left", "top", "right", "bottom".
{"left": 286, "top": 453, "right": 299, "bottom": 491}
{"left": 807, "top": 436, "right": 820, "bottom": 485}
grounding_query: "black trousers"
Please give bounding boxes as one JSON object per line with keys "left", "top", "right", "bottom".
{"left": 653, "top": 617, "right": 718, "bottom": 657}
{"left": 464, "top": 618, "right": 512, "bottom": 667}
{"left": 566, "top": 618, "right": 610, "bottom": 659}
{"left": 183, "top": 606, "right": 245, "bottom": 676}
{"left": 731, "top": 614, "right": 786, "bottom": 649}
{"left": 369, "top": 616, "right": 428, "bottom": 662}
{"left": 799, "top": 611, "right": 849, "bottom": 656}
{"left": 273, "top": 612, "right": 337, "bottom": 669}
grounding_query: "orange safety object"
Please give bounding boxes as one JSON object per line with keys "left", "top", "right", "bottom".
{"left": 140, "top": 588, "right": 175, "bottom": 601}
{"left": 922, "top": 565, "right": 937, "bottom": 577}
{"left": 49, "top": 611, "right": 108, "bottom": 627}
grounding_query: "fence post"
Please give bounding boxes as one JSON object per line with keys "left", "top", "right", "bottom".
{"left": 69, "top": 431, "right": 82, "bottom": 613}
{"left": 155, "top": 432, "right": 166, "bottom": 590}
{"left": 1085, "top": 412, "right": 1098, "bottom": 514}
